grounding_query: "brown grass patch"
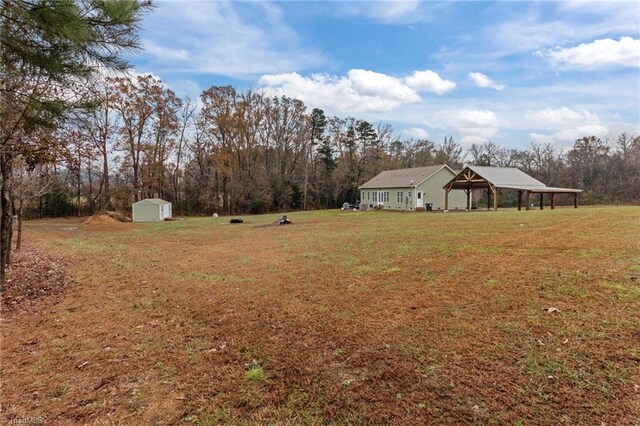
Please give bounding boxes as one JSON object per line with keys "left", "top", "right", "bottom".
{"left": 2, "top": 246, "right": 67, "bottom": 310}
{"left": 1, "top": 208, "right": 639, "bottom": 424}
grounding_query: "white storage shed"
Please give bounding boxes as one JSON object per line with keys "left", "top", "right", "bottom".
{"left": 132, "top": 198, "right": 172, "bottom": 222}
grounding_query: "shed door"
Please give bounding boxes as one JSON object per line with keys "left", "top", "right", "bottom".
{"left": 416, "top": 191, "right": 423, "bottom": 208}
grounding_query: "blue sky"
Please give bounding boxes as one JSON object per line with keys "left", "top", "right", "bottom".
{"left": 131, "top": 0, "right": 640, "bottom": 149}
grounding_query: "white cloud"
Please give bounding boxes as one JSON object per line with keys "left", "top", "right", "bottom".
{"left": 138, "top": 1, "right": 324, "bottom": 78}
{"left": 405, "top": 70, "right": 456, "bottom": 94}
{"left": 258, "top": 71, "right": 419, "bottom": 113}
{"left": 376, "top": 0, "right": 421, "bottom": 22}
{"left": 336, "top": 0, "right": 421, "bottom": 24}
{"left": 402, "top": 127, "right": 430, "bottom": 139}
{"left": 348, "top": 69, "right": 420, "bottom": 103}
{"left": 143, "top": 40, "right": 190, "bottom": 61}
{"left": 442, "top": 109, "right": 501, "bottom": 139}
{"left": 489, "top": 1, "right": 640, "bottom": 58}
{"left": 460, "top": 135, "right": 489, "bottom": 146}
{"left": 553, "top": 125, "right": 609, "bottom": 142}
{"left": 529, "top": 133, "right": 554, "bottom": 144}
{"left": 468, "top": 72, "right": 505, "bottom": 91}
{"left": 543, "top": 37, "right": 640, "bottom": 69}
{"left": 259, "top": 69, "right": 458, "bottom": 115}
{"left": 525, "top": 107, "right": 599, "bottom": 129}
{"left": 528, "top": 125, "right": 610, "bottom": 145}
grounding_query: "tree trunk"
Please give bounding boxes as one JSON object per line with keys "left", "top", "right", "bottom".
{"left": 0, "top": 151, "right": 12, "bottom": 292}
{"left": 16, "top": 200, "right": 23, "bottom": 251}
{"left": 102, "top": 148, "right": 110, "bottom": 209}
{"left": 173, "top": 138, "right": 183, "bottom": 211}
{"left": 87, "top": 155, "right": 95, "bottom": 213}
{"left": 76, "top": 148, "right": 82, "bottom": 216}
{"left": 133, "top": 162, "right": 141, "bottom": 201}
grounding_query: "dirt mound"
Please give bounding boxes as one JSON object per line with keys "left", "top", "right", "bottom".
{"left": 105, "top": 210, "right": 132, "bottom": 222}
{"left": 2, "top": 246, "right": 67, "bottom": 309}
{"left": 84, "top": 214, "right": 120, "bottom": 225}
{"left": 84, "top": 214, "right": 122, "bottom": 225}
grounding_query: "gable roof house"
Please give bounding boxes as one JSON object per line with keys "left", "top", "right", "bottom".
{"left": 359, "top": 165, "right": 468, "bottom": 211}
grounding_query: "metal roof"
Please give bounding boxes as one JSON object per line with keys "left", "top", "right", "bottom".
{"left": 528, "top": 187, "right": 584, "bottom": 193}
{"left": 133, "top": 198, "right": 171, "bottom": 205}
{"left": 359, "top": 165, "right": 452, "bottom": 189}
{"left": 444, "top": 166, "right": 582, "bottom": 192}
{"left": 467, "top": 166, "right": 546, "bottom": 189}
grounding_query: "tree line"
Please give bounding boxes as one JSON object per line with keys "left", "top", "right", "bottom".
{"left": 17, "top": 76, "right": 640, "bottom": 221}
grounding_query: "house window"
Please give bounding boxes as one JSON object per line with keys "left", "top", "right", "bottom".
{"left": 397, "top": 191, "right": 403, "bottom": 203}
{"left": 385, "top": 191, "right": 390, "bottom": 203}
{"left": 417, "top": 192, "right": 421, "bottom": 199}
{"left": 373, "top": 192, "right": 377, "bottom": 202}
{"left": 367, "top": 191, "right": 370, "bottom": 201}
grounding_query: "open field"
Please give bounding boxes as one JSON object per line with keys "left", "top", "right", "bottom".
{"left": 2, "top": 207, "right": 639, "bottom": 425}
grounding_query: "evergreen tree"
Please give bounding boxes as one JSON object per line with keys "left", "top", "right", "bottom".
{"left": 0, "top": 0, "right": 153, "bottom": 289}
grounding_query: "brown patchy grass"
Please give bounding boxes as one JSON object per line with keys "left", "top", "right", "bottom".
{"left": 1, "top": 207, "right": 639, "bottom": 425}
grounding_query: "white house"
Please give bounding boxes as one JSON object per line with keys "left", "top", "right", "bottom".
{"left": 132, "top": 198, "right": 172, "bottom": 222}
{"left": 359, "top": 165, "right": 468, "bottom": 211}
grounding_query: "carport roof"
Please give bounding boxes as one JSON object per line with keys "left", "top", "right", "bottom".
{"left": 444, "top": 166, "right": 582, "bottom": 193}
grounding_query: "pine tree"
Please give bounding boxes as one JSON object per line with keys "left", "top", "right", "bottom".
{"left": 0, "top": 0, "right": 153, "bottom": 289}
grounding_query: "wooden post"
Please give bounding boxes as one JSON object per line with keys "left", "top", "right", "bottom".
{"left": 573, "top": 193, "right": 578, "bottom": 208}
{"left": 517, "top": 190, "right": 522, "bottom": 211}
{"left": 493, "top": 186, "right": 498, "bottom": 211}
{"left": 525, "top": 191, "right": 531, "bottom": 211}
{"left": 539, "top": 193, "right": 544, "bottom": 210}
{"left": 487, "top": 188, "right": 490, "bottom": 211}
{"left": 551, "top": 193, "right": 556, "bottom": 209}
{"left": 465, "top": 189, "right": 471, "bottom": 211}
{"left": 444, "top": 186, "right": 450, "bottom": 211}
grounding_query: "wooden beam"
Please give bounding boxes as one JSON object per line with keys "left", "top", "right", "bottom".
{"left": 539, "top": 193, "right": 544, "bottom": 210}
{"left": 444, "top": 186, "right": 450, "bottom": 211}
{"left": 525, "top": 191, "right": 531, "bottom": 211}
{"left": 466, "top": 189, "right": 471, "bottom": 211}
{"left": 574, "top": 192, "right": 579, "bottom": 209}
{"left": 551, "top": 193, "right": 556, "bottom": 209}
{"left": 487, "top": 188, "right": 491, "bottom": 211}
{"left": 517, "top": 190, "right": 522, "bottom": 211}
{"left": 492, "top": 185, "right": 498, "bottom": 211}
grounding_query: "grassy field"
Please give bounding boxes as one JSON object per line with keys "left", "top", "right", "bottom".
{"left": 2, "top": 207, "right": 639, "bottom": 425}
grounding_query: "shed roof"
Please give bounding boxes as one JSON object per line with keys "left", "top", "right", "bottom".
{"left": 359, "top": 165, "right": 453, "bottom": 189}
{"left": 133, "top": 198, "right": 171, "bottom": 205}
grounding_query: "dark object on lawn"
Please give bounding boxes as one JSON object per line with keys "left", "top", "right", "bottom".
{"left": 342, "top": 202, "right": 360, "bottom": 210}
{"left": 230, "top": 218, "right": 244, "bottom": 224}
{"left": 277, "top": 215, "right": 292, "bottom": 225}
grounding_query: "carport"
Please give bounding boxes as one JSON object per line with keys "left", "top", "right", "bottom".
{"left": 443, "top": 166, "right": 582, "bottom": 211}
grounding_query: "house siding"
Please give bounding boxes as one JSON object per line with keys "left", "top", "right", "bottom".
{"left": 417, "top": 168, "right": 467, "bottom": 210}
{"left": 360, "top": 168, "right": 468, "bottom": 211}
